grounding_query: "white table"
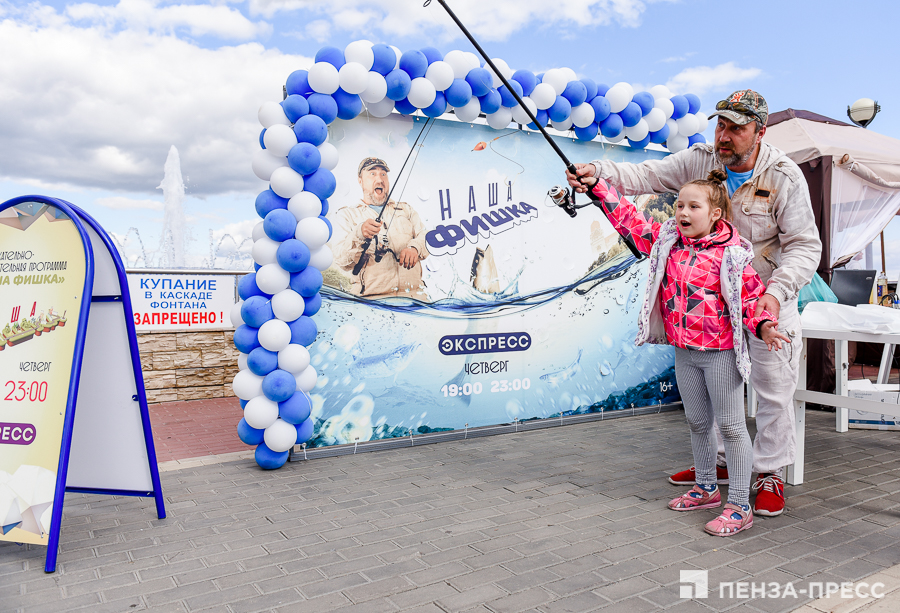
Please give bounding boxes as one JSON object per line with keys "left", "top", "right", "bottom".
{"left": 787, "top": 327, "right": 900, "bottom": 485}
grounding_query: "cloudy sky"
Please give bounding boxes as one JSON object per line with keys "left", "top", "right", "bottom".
{"left": 1, "top": 0, "right": 898, "bottom": 274}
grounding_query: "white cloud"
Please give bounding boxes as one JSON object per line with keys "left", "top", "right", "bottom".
{"left": 666, "top": 62, "right": 763, "bottom": 96}
{"left": 96, "top": 196, "right": 163, "bottom": 210}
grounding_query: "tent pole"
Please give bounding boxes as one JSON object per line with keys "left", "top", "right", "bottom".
{"left": 881, "top": 231, "right": 886, "bottom": 272}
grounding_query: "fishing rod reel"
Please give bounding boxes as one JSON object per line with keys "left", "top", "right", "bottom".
{"left": 547, "top": 185, "right": 597, "bottom": 218}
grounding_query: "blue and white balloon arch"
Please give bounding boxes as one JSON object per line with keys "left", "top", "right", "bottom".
{"left": 231, "top": 40, "right": 708, "bottom": 469}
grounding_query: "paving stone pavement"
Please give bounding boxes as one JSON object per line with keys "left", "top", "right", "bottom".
{"left": 2, "top": 409, "right": 900, "bottom": 613}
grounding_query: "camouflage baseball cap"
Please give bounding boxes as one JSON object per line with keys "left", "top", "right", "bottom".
{"left": 357, "top": 157, "right": 390, "bottom": 176}
{"left": 708, "top": 89, "right": 768, "bottom": 126}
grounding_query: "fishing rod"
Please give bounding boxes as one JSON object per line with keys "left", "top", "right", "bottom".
{"left": 352, "top": 116, "right": 434, "bottom": 276}
{"left": 423, "top": 0, "right": 643, "bottom": 261}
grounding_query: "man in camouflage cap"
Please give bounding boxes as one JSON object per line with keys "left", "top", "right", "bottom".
{"left": 566, "top": 89, "right": 821, "bottom": 517}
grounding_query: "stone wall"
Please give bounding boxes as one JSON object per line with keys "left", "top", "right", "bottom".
{"left": 137, "top": 330, "right": 239, "bottom": 404}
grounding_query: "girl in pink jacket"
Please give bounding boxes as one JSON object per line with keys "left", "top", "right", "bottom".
{"left": 588, "top": 170, "right": 789, "bottom": 536}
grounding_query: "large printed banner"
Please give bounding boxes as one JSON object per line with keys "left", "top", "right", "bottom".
{"left": 127, "top": 273, "right": 236, "bottom": 331}
{"left": 308, "top": 115, "right": 680, "bottom": 447}
{"left": 0, "top": 202, "right": 86, "bottom": 545}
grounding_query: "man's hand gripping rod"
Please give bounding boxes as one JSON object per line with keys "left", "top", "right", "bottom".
{"left": 424, "top": 0, "right": 643, "bottom": 261}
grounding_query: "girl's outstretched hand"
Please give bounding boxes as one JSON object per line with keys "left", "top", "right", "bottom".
{"left": 760, "top": 321, "right": 791, "bottom": 351}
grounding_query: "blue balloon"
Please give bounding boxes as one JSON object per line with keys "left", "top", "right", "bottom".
{"left": 445, "top": 79, "right": 473, "bottom": 107}
{"left": 290, "top": 267, "right": 323, "bottom": 297}
{"left": 295, "top": 417, "right": 315, "bottom": 445}
{"left": 239, "top": 399, "right": 248, "bottom": 409}
{"left": 589, "top": 96, "right": 611, "bottom": 123}
{"left": 581, "top": 78, "right": 598, "bottom": 102}
{"left": 333, "top": 88, "right": 362, "bottom": 120}
{"left": 237, "top": 418, "right": 265, "bottom": 445}
{"left": 574, "top": 122, "right": 599, "bottom": 141}
{"left": 293, "top": 114, "right": 328, "bottom": 146}
{"left": 320, "top": 199, "right": 329, "bottom": 216}
{"left": 248, "top": 346, "right": 279, "bottom": 376}
{"left": 262, "top": 369, "right": 296, "bottom": 403}
{"left": 527, "top": 109, "right": 549, "bottom": 130}
{"left": 307, "top": 93, "right": 338, "bottom": 125}
{"left": 394, "top": 97, "right": 417, "bottom": 115}
{"left": 254, "top": 263, "right": 261, "bottom": 272}
{"left": 238, "top": 273, "right": 268, "bottom": 300}
{"left": 670, "top": 95, "right": 689, "bottom": 120}
{"left": 371, "top": 44, "right": 396, "bottom": 76}
{"left": 478, "top": 90, "right": 501, "bottom": 115}
{"left": 276, "top": 239, "right": 311, "bottom": 273}
{"left": 649, "top": 124, "right": 671, "bottom": 144}
{"left": 282, "top": 94, "right": 309, "bottom": 123}
{"left": 233, "top": 324, "right": 260, "bottom": 354}
{"left": 288, "top": 316, "right": 318, "bottom": 346}
{"left": 258, "top": 128, "right": 266, "bottom": 150}
{"left": 285, "top": 70, "right": 312, "bottom": 96}
{"left": 620, "top": 102, "right": 642, "bottom": 128}
{"left": 385, "top": 69, "right": 412, "bottom": 101}
{"left": 241, "top": 295, "right": 274, "bottom": 328}
{"left": 420, "top": 47, "right": 443, "bottom": 64}
{"left": 263, "top": 208, "right": 297, "bottom": 242}
{"left": 628, "top": 135, "right": 652, "bottom": 149}
{"left": 596, "top": 83, "right": 610, "bottom": 97}
{"left": 688, "top": 133, "right": 707, "bottom": 146}
{"left": 535, "top": 73, "right": 544, "bottom": 83}
{"left": 511, "top": 70, "right": 537, "bottom": 96}
{"left": 685, "top": 93, "right": 702, "bottom": 115}
{"left": 314, "top": 46, "right": 344, "bottom": 69}
{"left": 600, "top": 113, "right": 624, "bottom": 138}
{"left": 303, "top": 292, "right": 322, "bottom": 317}
{"left": 318, "top": 215, "right": 333, "bottom": 241}
{"left": 561, "top": 81, "right": 588, "bottom": 108}
{"left": 466, "top": 67, "right": 493, "bottom": 97}
{"left": 255, "top": 443, "right": 289, "bottom": 470}
{"left": 632, "top": 92, "right": 655, "bottom": 116}
{"left": 255, "top": 189, "right": 288, "bottom": 218}
{"left": 287, "top": 142, "right": 321, "bottom": 176}
{"left": 399, "top": 50, "right": 428, "bottom": 79}
{"left": 498, "top": 80, "right": 523, "bottom": 108}
{"left": 548, "top": 96, "right": 572, "bottom": 123}
{"left": 303, "top": 167, "right": 336, "bottom": 200}
{"left": 279, "top": 391, "right": 312, "bottom": 425}
{"left": 423, "top": 91, "right": 447, "bottom": 118}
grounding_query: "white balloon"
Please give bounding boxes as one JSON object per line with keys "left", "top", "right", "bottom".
{"left": 648, "top": 85, "right": 672, "bottom": 99}
{"left": 230, "top": 300, "right": 245, "bottom": 328}
{"left": 486, "top": 107, "right": 513, "bottom": 129}
{"left": 344, "top": 40, "right": 374, "bottom": 70}
{"left": 360, "top": 71, "right": 387, "bottom": 103}
{"left": 454, "top": 97, "right": 482, "bottom": 122}
{"left": 278, "top": 344, "right": 311, "bottom": 374}
{"left": 288, "top": 191, "right": 322, "bottom": 221}
{"left": 244, "top": 396, "right": 279, "bottom": 429}
{"left": 252, "top": 236, "right": 281, "bottom": 266}
{"left": 308, "top": 62, "right": 340, "bottom": 95}
{"left": 443, "top": 50, "right": 470, "bottom": 79}
{"left": 408, "top": 77, "right": 437, "bottom": 109}
{"left": 570, "top": 103, "right": 596, "bottom": 128}
{"left": 270, "top": 167, "right": 305, "bottom": 199}
{"left": 487, "top": 58, "right": 512, "bottom": 88}
{"left": 665, "top": 118, "right": 680, "bottom": 137}
{"left": 256, "top": 263, "right": 291, "bottom": 295}
{"left": 559, "top": 67, "right": 578, "bottom": 83}
{"left": 667, "top": 133, "right": 690, "bottom": 152}
{"left": 605, "top": 85, "right": 632, "bottom": 114}
{"left": 695, "top": 111, "right": 709, "bottom": 133}
{"left": 262, "top": 124, "right": 297, "bottom": 158}
{"left": 624, "top": 119, "right": 649, "bottom": 142}
{"left": 271, "top": 289, "right": 305, "bottom": 322}
{"left": 237, "top": 352, "right": 248, "bottom": 371}
{"left": 644, "top": 107, "right": 666, "bottom": 132}
{"left": 295, "top": 365, "right": 318, "bottom": 392}
{"left": 364, "top": 97, "right": 395, "bottom": 118}
{"left": 308, "top": 245, "right": 334, "bottom": 271}
{"left": 252, "top": 149, "right": 288, "bottom": 182}
{"left": 338, "top": 62, "right": 369, "bottom": 95}
{"left": 232, "top": 370, "right": 264, "bottom": 400}
{"left": 317, "top": 142, "right": 339, "bottom": 171}
{"left": 551, "top": 117, "right": 573, "bottom": 131}
{"left": 611, "top": 82, "right": 635, "bottom": 101}
{"left": 425, "top": 61, "right": 454, "bottom": 91}
{"left": 251, "top": 221, "right": 266, "bottom": 242}
{"left": 676, "top": 113, "right": 699, "bottom": 137}
{"left": 389, "top": 45, "right": 402, "bottom": 70}
{"left": 511, "top": 97, "right": 538, "bottom": 125}
{"left": 530, "top": 83, "right": 556, "bottom": 110}
{"left": 264, "top": 418, "right": 298, "bottom": 453}
{"left": 655, "top": 97, "right": 675, "bottom": 119}
{"left": 542, "top": 69, "right": 567, "bottom": 96}
{"left": 295, "top": 217, "right": 330, "bottom": 250}
{"left": 258, "top": 101, "right": 290, "bottom": 128}
{"left": 462, "top": 52, "right": 481, "bottom": 73}
{"left": 258, "top": 318, "right": 292, "bottom": 352}
{"left": 606, "top": 131, "right": 627, "bottom": 144}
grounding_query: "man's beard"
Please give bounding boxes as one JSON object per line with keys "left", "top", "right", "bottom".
{"left": 715, "top": 141, "right": 755, "bottom": 168}
{"left": 367, "top": 188, "right": 389, "bottom": 206}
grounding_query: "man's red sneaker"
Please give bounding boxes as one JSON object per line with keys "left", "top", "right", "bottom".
{"left": 752, "top": 474, "right": 785, "bottom": 516}
{"left": 668, "top": 465, "right": 729, "bottom": 485}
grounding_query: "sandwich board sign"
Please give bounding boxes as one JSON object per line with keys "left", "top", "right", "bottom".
{"left": 0, "top": 195, "right": 165, "bottom": 572}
